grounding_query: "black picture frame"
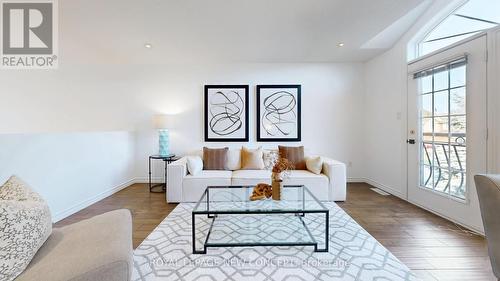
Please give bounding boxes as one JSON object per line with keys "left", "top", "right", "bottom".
{"left": 256, "top": 84, "right": 301, "bottom": 142}
{"left": 204, "top": 85, "right": 249, "bottom": 142}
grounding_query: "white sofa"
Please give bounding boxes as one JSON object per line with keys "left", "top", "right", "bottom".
{"left": 166, "top": 149, "right": 347, "bottom": 203}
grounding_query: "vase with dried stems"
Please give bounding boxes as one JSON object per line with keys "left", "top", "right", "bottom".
{"left": 270, "top": 156, "right": 294, "bottom": 200}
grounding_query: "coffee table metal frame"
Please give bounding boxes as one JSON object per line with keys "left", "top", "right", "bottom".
{"left": 191, "top": 185, "right": 329, "bottom": 254}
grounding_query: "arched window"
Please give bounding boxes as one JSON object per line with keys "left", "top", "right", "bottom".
{"left": 418, "top": 0, "right": 500, "bottom": 57}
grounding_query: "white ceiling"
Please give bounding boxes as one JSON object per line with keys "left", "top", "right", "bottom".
{"left": 60, "top": 0, "right": 431, "bottom": 64}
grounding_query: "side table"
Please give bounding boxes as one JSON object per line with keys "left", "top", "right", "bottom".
{"left": 149, "top": 154, "right": 180, "bottom": 193}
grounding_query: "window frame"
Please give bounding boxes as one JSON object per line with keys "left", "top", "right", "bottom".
{"left": 415, "top": 0, "right": 498, "bottom": 59}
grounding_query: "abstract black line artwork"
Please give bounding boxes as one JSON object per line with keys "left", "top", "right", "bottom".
{"left": 262, "top": 91, "right": 297, "bottom": 136}
{"left": 209, "top": 91, "right": 243, "bottom": 136}
{"left": 257, "top": 85, "right": 301, "bottom": 142}
{"left": 205, "top": 85, "right": 249, "bottom": 142}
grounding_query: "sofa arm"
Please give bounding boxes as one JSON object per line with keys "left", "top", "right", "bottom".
{"left": 167, "top": 157, "right": 188, "bottom": 203}
{"left": 322, "top": 158, "right": 347, "bottom": 201}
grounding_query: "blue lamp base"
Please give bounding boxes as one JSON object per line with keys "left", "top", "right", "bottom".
{"left": 158, "top": 129, "right": 170, "bottom": 156}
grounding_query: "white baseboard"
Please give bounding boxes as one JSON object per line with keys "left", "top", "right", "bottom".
{"left": 53, "top": 178, "right": 135, "bottom": 222}
{"left": 347, "top": 177, "right": 366, "bottom": 183}
{"left": 348, "top": 177, "right": 406, "bottom": 200}
{"left": 407, "top": 198, "right": 485, "bottom": 236}
{"left": 362, "top": 178, "right": 406, "bottom": 200}
{"left": 350, "top": 178, "right": 484, "bottom": 236}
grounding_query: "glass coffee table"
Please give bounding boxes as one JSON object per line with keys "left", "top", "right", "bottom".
{"left": 192, "top": 185, "right": 329, "bottom": 254}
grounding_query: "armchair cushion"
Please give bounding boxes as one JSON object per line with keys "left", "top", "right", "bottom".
{"left": 16, "top": 209, "right": 133, "bottom": 281}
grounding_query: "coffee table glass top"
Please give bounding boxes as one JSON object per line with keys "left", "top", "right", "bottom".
{"left": 192, "top": 185, "right": 327, "bottom": 214}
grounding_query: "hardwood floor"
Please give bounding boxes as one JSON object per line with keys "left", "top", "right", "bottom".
{"left": 55, "top": 183, "right": 178, "bottom": 248}
{"left": 56, "top": 182, "right": 496, "bottom": 281}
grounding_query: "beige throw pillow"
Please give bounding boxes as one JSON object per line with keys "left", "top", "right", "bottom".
{"left": 241, "top": 146, "right": 265, "bottom": 170}
{"left": 226, "top": 149, "right": 242, "bottom": 170}
{"left": 306, "top": 157, "right": 323, "bottom": 175}
{"left": 0, "top": 176, "right": 52, "bottom": 281}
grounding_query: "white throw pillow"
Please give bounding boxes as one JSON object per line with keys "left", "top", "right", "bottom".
{"left": 306, "top": 157, "right": 323, "bottom": 175}
{"left": 187, "top": 156, "right": 203, "bottom": 175}
{"left": 0, "top": 176, "right": 52, "bottom": 281}
{"left": 226, "top": 149, "right": 241, "bottom": 170}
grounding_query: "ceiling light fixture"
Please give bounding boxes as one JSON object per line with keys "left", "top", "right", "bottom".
{"left": 337, "top": 43, "right": 345, "bottom": 47}
{"left": 144, "top": 43, "right": 152, "bottom": 49}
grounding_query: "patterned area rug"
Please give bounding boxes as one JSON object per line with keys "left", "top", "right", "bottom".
{"left": 133, "top": 203, "right": 419, "bottom": 281}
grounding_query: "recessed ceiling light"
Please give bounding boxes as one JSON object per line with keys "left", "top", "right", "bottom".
{"left": 337, "top": 43, "right": 345, "bottom": 47}
{"left": 144, "top": 43, "right": 152, "bottom": 49}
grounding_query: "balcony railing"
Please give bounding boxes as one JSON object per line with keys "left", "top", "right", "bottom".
{"left": 421, "top": 133, "right": 466, "bottom": 199}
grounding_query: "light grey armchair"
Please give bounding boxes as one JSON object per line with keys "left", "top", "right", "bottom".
{"left": 474, "top": 174, "right": 500, "bottom": 280}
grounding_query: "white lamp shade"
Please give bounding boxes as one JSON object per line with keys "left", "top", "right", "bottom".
{"left": 152, "top": 114, "right": 170, "bottom": 129}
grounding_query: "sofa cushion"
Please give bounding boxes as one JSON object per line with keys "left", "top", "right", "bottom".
{"left": 183, "top": 171, "right": 232, "bottom": 202}
{"left": 0, "top": 176, "right": 52, "bottom": 281}
{"left": 16, "top": 209, "right": 132, "bottom": 281}
{"left": 283, "top": 170, "right": 329, "bottom": 200}
{"left": 203, "top": 147, "right": 228, "bottom": 170}
{"left": 185, "top": 170, "right": 232, "bottom": 179}
{"left": 278, "top": 146, "right": 306, "bottom": 170}
{"left": 231, "top": 170, "right": 272, "bottom": 186}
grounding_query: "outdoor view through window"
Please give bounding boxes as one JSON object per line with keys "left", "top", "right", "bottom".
{"left": 417, "top": 58, "right": 467, "bottom": 200}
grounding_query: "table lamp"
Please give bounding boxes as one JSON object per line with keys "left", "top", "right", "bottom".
{"left": 153, "top": 114, "right": 170, "bottom": 156}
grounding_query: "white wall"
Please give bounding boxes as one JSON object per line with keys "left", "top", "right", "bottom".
{"left": 0, "top": 132, "right": 135, "bottom": 221}
{"left": 133, "top": 63, "right": 366, "bottom": 181}
{"left": 363, "top": 43, "right": 408, "bottom": 197}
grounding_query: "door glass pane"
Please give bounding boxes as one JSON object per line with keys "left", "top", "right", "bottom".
{"left": 422, "top": 118, "right": 433, "bottom": 135}
{"left": 434, "top": 90, "right": 449, "bottom": 116}
{"left": 451, "top": 115, "right": 466, "bottom": 134}
{"left": 420, "top": 165, "right": 433, "bottom": 189}
{"left": 422, "top": 94, "right": 432, "bottom": 117}
{"left": 434, "top": 117, "right": 449, "bottom": 135}
{"left": 421, "top": 76, "right": 433, "bottom": 94}
{"left": 450, "top": 87, "right": 466, "bottom": 114}
{"left": 434, "top": 70, "right": 449, "bottom": 91}
{"left": 450, "top": 66, "right": 466, "bottom": 88}
{"left": 417, "top": 60, "right": 467, "bottom": 200}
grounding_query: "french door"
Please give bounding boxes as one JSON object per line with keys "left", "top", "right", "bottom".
{"left": 407, "top": 35, "right": 487, "bottom": 232}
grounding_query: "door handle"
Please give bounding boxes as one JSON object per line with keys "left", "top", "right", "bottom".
{"left": 407, "top": 139, "right": 416, "bottom": 144}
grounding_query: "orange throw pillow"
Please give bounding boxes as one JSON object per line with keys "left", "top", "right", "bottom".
{"left": 241, "top": 146, "right": 265, "bottom": 170}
